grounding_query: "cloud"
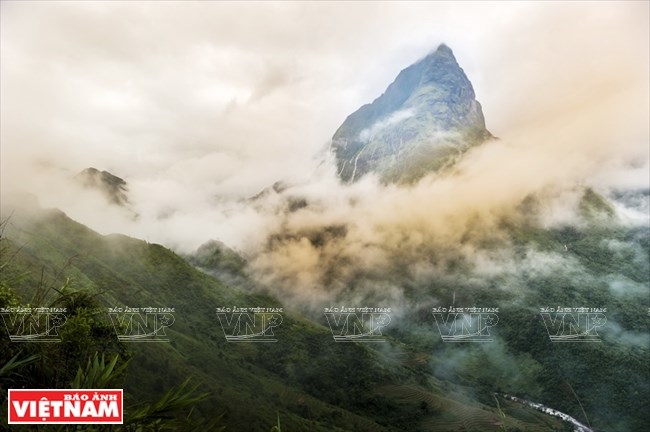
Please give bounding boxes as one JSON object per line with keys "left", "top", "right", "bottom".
{"left": 1, "top": 2, "right": 648, "bottom": 309}
{"left": 359, "top": 108, "right": 415, "bottom": 142}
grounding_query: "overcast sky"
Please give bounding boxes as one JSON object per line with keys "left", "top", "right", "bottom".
{"left": 1, "top": 1, "right": 648, "bottom": 251}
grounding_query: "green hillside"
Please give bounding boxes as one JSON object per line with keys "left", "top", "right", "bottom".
{"left": 0, "top": 204, "right": 582, "bottom": 431}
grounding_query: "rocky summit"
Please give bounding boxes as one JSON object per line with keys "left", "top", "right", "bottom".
{"left": 332, "top": 44, "right": 493, "bottom": 183}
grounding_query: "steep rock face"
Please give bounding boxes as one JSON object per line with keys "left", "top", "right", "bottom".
{"left": 332, "top": 44, "right": 492, "bottom": 183}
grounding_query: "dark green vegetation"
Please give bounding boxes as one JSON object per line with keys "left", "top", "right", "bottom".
{"left": 1, "top": 204, "right": 581, "bottom": 431}
{"left": 383, "top": 192, "right": 650, "bottom": 431}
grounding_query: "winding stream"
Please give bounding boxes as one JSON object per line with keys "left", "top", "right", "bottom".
{"left": 499, "top": 393, "right": 594, "bottom": 432}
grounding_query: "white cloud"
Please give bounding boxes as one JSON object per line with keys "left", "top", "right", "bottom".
{"left": 0, "top": 2, "right": 647, "bottom": 275}
{"left": 359, "top": 108, "right": 415, "bottom": 142}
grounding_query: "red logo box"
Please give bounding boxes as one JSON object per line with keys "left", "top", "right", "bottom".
{"left": 8, "top": 389, "right": 123, "bottom": 424}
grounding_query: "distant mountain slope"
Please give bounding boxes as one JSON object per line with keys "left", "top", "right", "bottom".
{"left": 332, "top": 44, "right": 493, "bottom": 183}
{"left": 235, "top": 182, "right": 650, "bottom": 431}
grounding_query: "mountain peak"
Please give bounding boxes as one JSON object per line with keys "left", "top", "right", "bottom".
{"left": 428, "top": 43, "right": 458, "bottom": 64}
{"left": 76, "top": 167, "right": 130, "bottom": 207}
{"left": 332, "top": 45, "right": 492, "bottom": 183}
{"left": 434, "top": 43, "right": 453, "bottom": 55}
